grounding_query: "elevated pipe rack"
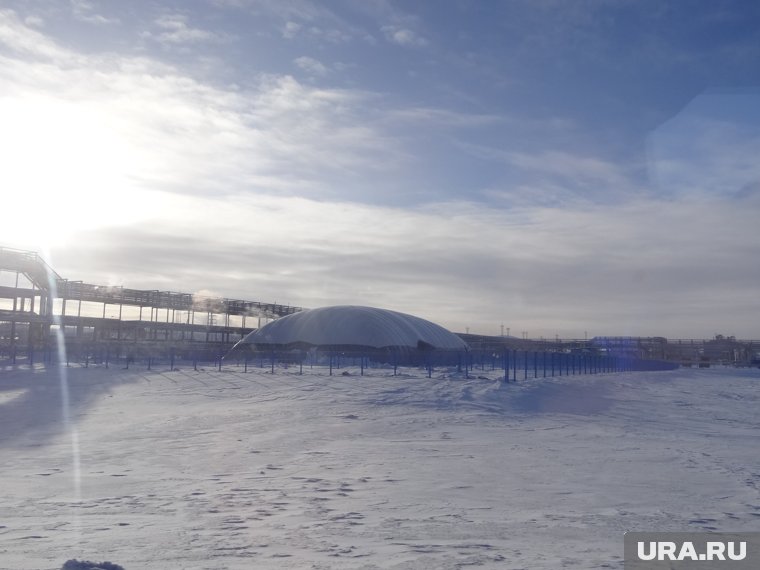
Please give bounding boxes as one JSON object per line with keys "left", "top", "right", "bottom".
{"left": 0, "top": 246, "right": 303, "bottom": 363}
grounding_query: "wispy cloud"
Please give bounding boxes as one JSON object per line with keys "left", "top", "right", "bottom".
{"left": 282, "top": 20, "right": 301, "bottom": 39}
{"left": 144, "top": 13, "right": 225, "bottom": 45}
{"left": 381, "top": 24, "right": 427, "bottom": 47}
{"left": 0, "top": 9, "right": 75, "bottom": 62}
{"left": 293, "top": 55, "right": 328, "bottom": 76}
{"left": 506, "top": 150, "right": 633, "bottom": 191}
{"left": 231, "top": 0, "right": 371, "bottom": 44}
{"left": 460, "top": 142, "right": 640, "bottom": 205}
{"left": 386, "top": 107, "right": 504, "bottom": 128}
{"left": 70, "top": 0, "right": 119, "bottom": 25}
{"left": 23, "top": 14, "right": 44, "bottom": 27}
{"left": 0, "top": 11, "right": 406, "bottom": 231}
{"left": 647, "top": 90, "right": 760, "bottom": 200}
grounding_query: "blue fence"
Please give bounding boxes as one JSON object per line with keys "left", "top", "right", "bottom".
{"left": 0, "top": 343, "right": 678, "bottom": 378}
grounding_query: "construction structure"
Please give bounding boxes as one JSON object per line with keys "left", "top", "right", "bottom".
{"left": 0, "top": 247, "right": 302, "bottom": 364}
{"left": 1, "top": 246, "right": 757, "bottom": 370}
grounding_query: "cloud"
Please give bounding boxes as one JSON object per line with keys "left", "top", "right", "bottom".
{"left": 2, "top": 8, "right": 758, "bottom": 340}
{"left": 0, "top": 12, "right": 413, "bottom": 247}
{"left": 0, "top": 9, "right": 74, "bottom": 62}
{"left": 23, "top": 14, "right": 44, "bottom": 27}
{"left": 0, "top": 11, "right": 392, "bottom": 188}
{"left": 306, "top": 25, "right": 355, "bottom": 43}
{"left": 226, "top": 1, "right": 370, "bottom": 44}
{"left": 381, "top": 24, "right": 427, "bottom": 47}
{"left": 282, "top": 20, "right": 355, "bottom": 43}
{"left": 70, "top": 0, "right": 119, "bottom": 25}
{"left": 145, "top": 13, "right": 223, "bottom": 45}
{"left": 387, "top": 107, "right": 505, "bottom": 128}
{"left": 459, "top": 142, "right": 640, "bottom": 205}
{"left": 647, "top": 90, "right": 760, "bottom": 199}
{"left": 293, "top": 55, "right": 328, "bottom": 76}
{"left": 506, "top": 150, "right": 633, "bottom": 191}
{"left": 282, "top": 20, "right": 301, "bottom": 38}
{"left": 37, "top": 191, "right": 760, "bottom": 339}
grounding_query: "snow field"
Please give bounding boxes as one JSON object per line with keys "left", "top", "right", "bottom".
{"left": 1, "top": 364, "right": 759, "bottom": 569}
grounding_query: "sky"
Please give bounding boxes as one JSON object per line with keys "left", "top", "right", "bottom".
{"left": 1, "top": 0, "right": 759, "bottom": 339}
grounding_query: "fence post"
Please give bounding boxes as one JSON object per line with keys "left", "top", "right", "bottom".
{"left": 511, "top": 349, "right": 516, "bottom": 381}
{"left": 543, "top": 351, "right": 546, "bottom": 377}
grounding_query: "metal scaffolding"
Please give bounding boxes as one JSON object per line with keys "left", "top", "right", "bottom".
{"left": 0, "top": 246, "right": 303, "bottom": 364}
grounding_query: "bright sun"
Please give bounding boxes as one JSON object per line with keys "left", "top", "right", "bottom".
{"left": 0, "top": 96, "right": 155, "bottom": 248}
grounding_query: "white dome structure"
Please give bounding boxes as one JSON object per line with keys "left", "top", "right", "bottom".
{"left": 234, "top": 305, "right": 467, "bottom": 352}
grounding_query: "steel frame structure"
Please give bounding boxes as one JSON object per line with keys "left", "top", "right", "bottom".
{"left": 0, "top": 246, "right": 302, "bottom": 360}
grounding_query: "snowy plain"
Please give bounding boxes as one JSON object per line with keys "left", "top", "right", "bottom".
{"left": 1, "top": 362, "right": 759, "bottom": 570}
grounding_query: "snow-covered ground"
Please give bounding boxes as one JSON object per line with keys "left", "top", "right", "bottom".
{"left": 1, "top": 363, "right": 759, "bottom": 569}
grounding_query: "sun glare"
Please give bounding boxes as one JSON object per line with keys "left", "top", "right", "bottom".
{"left": 0, "top": 96, "right": 156, "bottom": 248}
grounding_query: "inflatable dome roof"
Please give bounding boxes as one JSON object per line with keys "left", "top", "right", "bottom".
{"left": 235, "top": 305, "right": 467, "bottom": 351}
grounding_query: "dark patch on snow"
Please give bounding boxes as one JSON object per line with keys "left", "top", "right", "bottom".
{"left": 62, "top": 560, "right": 125, "bottom": 570}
